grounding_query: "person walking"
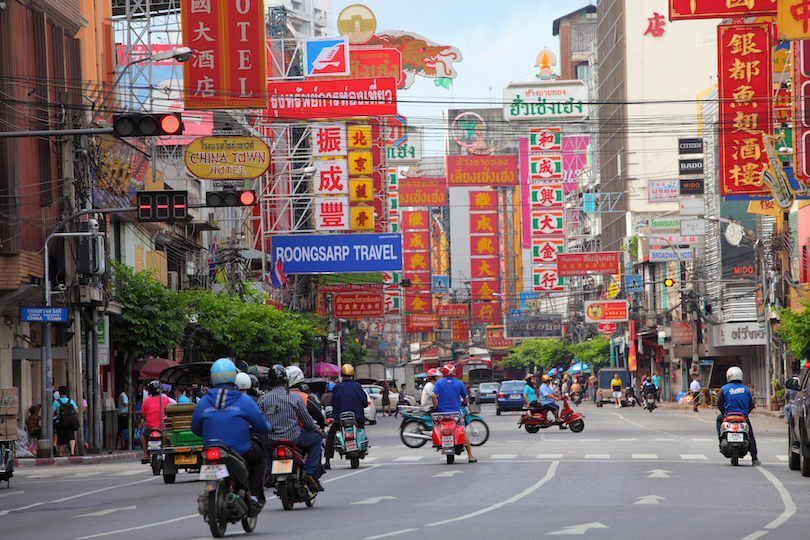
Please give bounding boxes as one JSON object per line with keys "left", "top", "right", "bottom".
{"left": 394, "top": 384, "right": 407, "bottom": 418}
{"left": 610, "top": 374, "right": 623, "bottom": 408}
{"left": 53, "top": 386, "right": 79, "bottom": 457}
{"left": 117, "top": 390, "right": 129, "bottom": 449}
{"left": 381, "top": 380, "right": 392, "bottom": 416}
{"left": 690, "top": 375, "right": 701, "bottom": 412}
{"left": 651, "top": 371, "right": 662, "bottom": 401}
{"left": 588, "top": 373, "right": 598, "bottom": 404}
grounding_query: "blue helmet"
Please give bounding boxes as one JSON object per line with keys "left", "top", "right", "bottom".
{"left": 326, "top": 381, "right": 336, "bottom": 391}
{"left": 211, "top": 358, "right": 237, "bottom": 386}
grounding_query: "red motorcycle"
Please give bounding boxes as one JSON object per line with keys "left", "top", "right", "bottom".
{"left": 431, "top": 412, "right": 466, "bottom": 464}
{"left": 268, "top": 441, "right": 317, "bottom": 510}
{"left": 518, "top": 398, "right": 585, "bottom": 433}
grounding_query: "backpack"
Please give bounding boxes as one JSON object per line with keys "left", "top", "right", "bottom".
{"left": 58, "top": 398, "right": 78, "bottom": 429}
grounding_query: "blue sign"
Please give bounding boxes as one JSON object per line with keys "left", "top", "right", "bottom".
{"left": 432, "top": 274, "right": 449, "bottom": 293}
{"left": 21, "top": 307, "right": 68, "bottom": 323}
{"left": 519, "top": 292, "right": 544, "bottom": 311}
{"left": 510, "top": 309, "right": 521, "bottom": 320}
{"left": 303, "top": 37, "right": 349, "bottom": 77}
{"left": 272, "top": 234, "right": 403, "bottom": 274}
{"left": 625, "top": 274, "right": 642, "bottom": 292}
{"left": 584, "top": 193, "right": 596, "bottom": 213}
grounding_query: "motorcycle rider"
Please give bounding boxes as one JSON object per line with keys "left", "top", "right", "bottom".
{"left": 258, "top": 365, "right": 325, "bottom": 492}
{"left": 421, "top": 368, "right": 439, "bottom": 412}
{"left": 286, "top": 366, "right": 326, "bottom": 429}
{"left": 641, "top": 378, "right": 657, "bottom": 407}
{"left": 538, "top": 374, "right": 567, "bottom": 429}
{"left": 431, "top": 363, "right": 476, "bottom": 463}
{"left": 191, "top": 358, "right": 272, "bottom": 515}
{"left": 716, "top": 366, "right": 759, "bottom": 466}
{"left": 524, "top": 374, "right": 543, "bottom": 414}
{"left": 324, "top": 364, "right": 368, "bottom": 470}
{"left": 139, "top": 380, "right": 171, "bottom": 464}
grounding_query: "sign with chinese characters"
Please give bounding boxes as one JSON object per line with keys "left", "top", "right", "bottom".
{"left": 349, "top": 178, "right": 373, "bottom": 202}
{"left": 446, "top": 155, "right": 518, "bottom": 186}
{"left": 486, "top": 326, "right": 513, "bottom": 350}
{"left": 718, "top": 23, "right": 772, "bottom": 196}
{"left": 669, "top": 0, "right": 776, "bottom": 20}
{"left": 529, "top": 184, "right": 564, "bottom": 208}
{"left": 348, "top": 151, "right": 372, "bottom": 175}
{"left": 471, "top": 279, "right": 500, "bottom": 300}
{"left": 648, "top": 234, "right": 699, "bottom": 247}
{"left": 405, "top": 292, "right": 431, "bottom": 313}
{"left": 350, "top": 205, "right": 374, "bottom": 229}
{"left": 401, "top": 210, "right": 429, "bottom": 231}
{"left": 469, "top": 190, "right": 497, "bottom": 212}
{"left": 303, "top": 37, "right": 350, "bottom": 77}
{"left": 315, "top": 196, "right": 349, "bottom": 230}
{"left": 403, "top": 252, "right": 430, "bottom": 272}
{"left": 471, "top": 258, "right": 499, "bottom": 280}
{"left": 333, "top": 292, "right": 384, "bottom": 318}
{"left": 404, "top": 272, "right": 430, "bottom": 291}
{"left": 312, "top": 123, "right": 347, "bottom": 156}
{"left": 402, "top": 231, "right": 429, "bottom": 252}
{"left": 531, "top": 210, "right": 565, "bottom": 236}
{"left": 504, "top": 313, "right": 563, "bottom": 339}
{"left": 643, "top": 12, "right": 666, "bottom": 37}
{"left": 181, "top": 0, "right": 267, "bottom": 109}
{"left": 529, "top": 127, "right": 561, "bottom": 152}
{"left": 410, "top": 313, "right": 439, "bottom": 328}
{"left": 185, "top": 137, "right": 270, "bottom": 179}
{"left": 272, "top": 233, "right": 402, "bottom": 274}
{"left": 470, "top": 234, "right": 498, "bottom": 256}
{"left": 267, "top": 77, "right": 398, "bottom": 119}
{"left": 584, "top": 300, "right": 629, "bottom": 323}
{"left": 556, "top": 252, "right": 620, "bottom": 276}
{"left": 532, "top": 267, "right": 565, "bottom": 291}
{"left": 531, "top": 238, "right": 565, "bottom": 264}
{"left": 471, "top": 302, "right": 502, "bottom": 324}
{"left": 648, "top": 179, "right": 679, "bottom": 202}
{"left": 529, "top": 155, "right": 564, "bottom": 181}
{"left": 437, "top": 304, "right": 468, "bottom": 318}
{"left": 452, "top": 318, "right": 469, "bottom": 342}
{"left": 503, "top": 80, "right": 589, "bottom": 121}
{"left": 399, "top": 177, "right": 447, "bottom": 206}
{"left": 470, "top": 213, "right": 497, "bottom": 234}
{"left": 313, "top": 159, "right": 348, "bottom": 196}
{"left": 348, "top": 124, "right": 372, "bottom": 148}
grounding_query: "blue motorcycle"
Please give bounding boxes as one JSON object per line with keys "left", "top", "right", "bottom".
{"left": 334, "top": 411, "right": 369, "bottom": 469}
{"left": 399, "top": 406, "right": 489, "bottom": 448}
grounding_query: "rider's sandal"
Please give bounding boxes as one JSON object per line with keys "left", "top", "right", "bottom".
{"left": 468, "top": 458, "right": 478, "bottom": 463}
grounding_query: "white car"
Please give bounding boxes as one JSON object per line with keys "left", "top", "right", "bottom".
{"left": 364, "top": 389, "right": 377, "bottom": 425}
{"left": 362, "top": 384, "right": 416, "bottom": 411}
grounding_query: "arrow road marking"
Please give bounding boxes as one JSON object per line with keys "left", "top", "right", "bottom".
{"left": 432, "top": 470, "right": 464, "bottom": 478}
{"left": 646, "top": 469, "right": 672, "bottom": 478}
{"left": 635, "top": 495, "right": 664, "bottom": 505}
{"left": 352, "top": 496, "right": 398, "bottom": 505}
{"left": 74, "top": 506, "right": 137, "bottom": 517}
{"left": 547, "top": 522, "right": 609, "bottom": 535}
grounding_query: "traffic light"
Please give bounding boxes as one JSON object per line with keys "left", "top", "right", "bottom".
{"left": 663, "top": 278, "right": 675, "bottom": 287}
{"left": 205, "top": 190, "right": 257, "bottom": 207}
{"left": 112, "top": 113, "right": 184, "bottom": 137}
{"left": 137, "top": 190, "right": 188, "bottom": 223}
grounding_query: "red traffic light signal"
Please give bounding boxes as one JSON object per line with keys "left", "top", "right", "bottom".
{"left": 206, "top": 190, "right": 258, "bottom": 207}
{"left": 113, "top": 113, "right": 184, "bottom": 137}
{"left": 137, "top": 190, "right": 188, "bottom": 223}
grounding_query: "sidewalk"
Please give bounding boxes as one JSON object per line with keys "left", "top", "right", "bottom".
{"left": 13, "top": 449, "right": 142, "bottom": 468}
{"left": 649, "top": 401, "right": 785, "bottom": 418}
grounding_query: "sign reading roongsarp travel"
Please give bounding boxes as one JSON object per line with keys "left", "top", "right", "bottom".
{"left": 272, "top": 234, "right": 402, "bottom": 274}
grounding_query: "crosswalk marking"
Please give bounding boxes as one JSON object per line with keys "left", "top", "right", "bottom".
{"left": 585, "top": 454, "right": 610, "bottom": 459}
{"left": 536, "top": 454, "right": 563, "bottom": 459}
{"left": 617, "top": 438, "right": 637, "bottom": 442}
{"left": 69, "top": 472, "right": 102, "bottom": 478}
{"left": 632, "top": 454, "right": 658, "bottom": 459}
{"left": 680, "top": 454, "right": 708, "bottom": 460}
{"left": 489, "top": 454, "right": 517, "bottom": 459}
{"left": 775, "top": 455, "right": 788, "bottom": 461}
{"left": 363, "top": 457, "right": 378, "bottom": 462}
{"left": 394, "top": 456, "right": 423, "bottom": 462}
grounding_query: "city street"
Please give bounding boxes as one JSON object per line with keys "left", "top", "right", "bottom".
{"left": 2, "top": 403, "right": 810, "bottom": 539}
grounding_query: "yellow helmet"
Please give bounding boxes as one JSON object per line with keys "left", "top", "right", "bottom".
{"left": 340, "top": 364, "right": 355, "bottom": 377}
{"left": 541, "top": 374, "right": 552, "bottom": 383}
{"left": 563, "top": 374, "right": 570, "bottom": 380}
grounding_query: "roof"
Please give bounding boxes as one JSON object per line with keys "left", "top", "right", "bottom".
{"left": 553, "top": 4, "right": 597, "bottom": 36}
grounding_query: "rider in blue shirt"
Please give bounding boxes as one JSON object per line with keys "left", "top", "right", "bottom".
{"left": 715, "top": 366, "right": 758, "bottom": 466}
{"left": 538, "top": 374, "right": 567, "bottom": 428}
{"left": 431, "top": 364, "right": 476, "bottom": 463}
{"left": 523, "top": 375, "right": 542, "bottom": 414}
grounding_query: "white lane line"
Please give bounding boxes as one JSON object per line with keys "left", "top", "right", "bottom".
{"left": 0, "top": 477, "right": 155, "bottom": 516}
{"left": 75, "top": 514, "right": 197, "bottom": 539}
{"left": 490, "top": 454, "right": 517, "bottom": 459}
{"left": 617, "top": 438, "right": 637, "bottom": 441}
{"left": 365, "top": 529, "right": 419, "bottom": 540}
{"left": 758, "top": 465, "right": 796, "bottom": 530}
{"left": 110, "top": 470, "right": 146, "bottom": 476}
{"left": 584, "top": 454, "right": 609, "bottom": 459}
{"left": 655, "top": 438, "right": 677, "bottom": 441}
{"left": 632, "top": 454, "right": 658, "bottom": 459}
{"left": 740, "top": 531, "right": 769, "bottom": 540}
{"left": 774, "top": 456, "right": 788, "bottom": 462}
{"left": 680, "top": 454, "right": 708, "bottom": 460}
{"left": 73, "top": 506, "right": 137, "bottom": 517}
{"left": 536, "top": 454, "right": 563, "bottom": 459}
{"left": 394, "top": 456, "right": 423, "bottom": 462}
{"left": 321, "top": 464, "right": 380, "bottom": 484}
{"left": 578, "top": 439, "right": 600, "bottom": 442}
{"left": 68, "top": 472, "right": 102, "bottom": 478}
{"left": 0, "top": 491, "right": 23, "bottom": 498}
{"left": 363, "top": 457, "right": 379, "bottom": 462}
{"left": 425, "top": 461, "right": 559, "bottom": 527}
{"left": 25, "top": 474, "right": 54, "bottom": 479}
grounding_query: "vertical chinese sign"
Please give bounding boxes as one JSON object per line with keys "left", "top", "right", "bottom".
{"left": 312, "top": 122, "right": 350, "bottom": 230}
{"left": 469, "top": 191, "right": 501, "bottom": 323}
{"left": 402, "top": 210, "right": 431, "bottom": 315}
{"left": 717, "top": 23, "right": 773, "bottom": 196}
{"left": 181, "top": 0, "right": 267, "bottom": 109}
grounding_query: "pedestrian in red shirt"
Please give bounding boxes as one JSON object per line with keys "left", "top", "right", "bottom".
{"left": 139, "top": 380, "right": 171, "bottom": 462}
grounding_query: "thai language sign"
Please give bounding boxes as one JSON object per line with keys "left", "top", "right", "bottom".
{"left": 409, "top": 313, "right": 438, "bottom": 328}
{"left": 446, "top": 155, "right": 518, "bottom": 186}
{"left": 503, "top": 80, "right": 589, "bottom": 121}
{"left": 185, "top": 137, "right": 270, "bottom": 179}
{"left": 437, "top": 304, "right": 468, "bottom": 318}
{"left": 557, "top": 252, "right": 620, "bottom": 276}
{"left": 648, "top": 179, "right": 679, "bottom": 202}
{"left": 272, "top": 234, "right": 402, "bottom": 274}
{"left": 669, "top": 0, "right": 775, "bottom": 20}
{"left": 266, "top": 77, "right": 398, "bottom": 119}
{"left": 584, "top": 300, "right": 629, "bottom": 323}
{"left": 486, "top": 326, "right": 513, "bottom": 349}
{"left": 650, "top": 216, "right": 681, "bottom": 231}
{"left": 398, "top": 177, "right": 447, "bottom": 206}
{"left": 333, "top": 293, "right": 384, "bottom": 318}
{"left": 505, "top": 313, "right": 563, "bottom": 339}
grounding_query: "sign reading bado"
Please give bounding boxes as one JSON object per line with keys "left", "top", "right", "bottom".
{"left": 185, "top": 137, "right": 271, "bottom": 180}
{"left": 584, "top": 300, "right": 629, "bottom": 323}
{"left": 272, "top": 233, "right": 402, "bottom": 274}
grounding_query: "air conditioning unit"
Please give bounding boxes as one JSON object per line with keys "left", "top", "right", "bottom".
{"left": 167, "top": 271, "right": 178, "bottom": 291}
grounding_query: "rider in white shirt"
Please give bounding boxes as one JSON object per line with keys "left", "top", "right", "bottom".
{"left": 421, "top": 368, "right": 439, "bottom": 412}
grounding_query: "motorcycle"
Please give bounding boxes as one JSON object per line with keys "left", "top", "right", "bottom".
{"left": 570, "top": 390, "right": 583, "bottom": 406}
{"left": 399, "top": 406, "right": 489, "bottom": 449}
{"left": 517, "top": 398, "right": 585, "bottom": 433}
{"left": 145, "top": 427, "right": 164, "bottom": 476}
{"left": 719, "top": 413, "right": 751, "bottom": 466}
{"left": 0, "top": 440, "right": 14, "bottom": 486}
{"left": 431, "top": 411, "right": 467, "bottom": 464}
{"left": 625, "top": 386, "right": 638, "bottom": 407}
{"left": 197, "top": 441, "right": 259, "bottom": 538}
{"left": 269, "top": 440, "right": 317, "bottom": 510}
{"left": 642, "top": 391, "right": 657, "bottom": 412}
{"left": 333, "top": 411, "right": 369, "bottom": 469}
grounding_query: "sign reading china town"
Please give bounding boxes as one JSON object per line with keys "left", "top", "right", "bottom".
{"left": 446, "top": 155, "right": 518, "bottom": 186}
{"left": 556, "top": 252, "right": 620, "bottom": 276}
{"left": 333, "top": 292, "right": 384, "bottom": 318}
{"left": 503, "top": 80, "right": 589, "bottom": 121}
{"left": 266, "top": 77, "right": 398, "bottom": 119}
{"left": 584, "top": 300, "right": 629, "bottom": 323}
{"left": 184, "top": 137, "right": 270, "bottom": 179}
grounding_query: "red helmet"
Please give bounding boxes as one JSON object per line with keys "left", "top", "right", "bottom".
{"left": 426, "top": 368, "right": 439, "bottom": 378}
{"left": 441, "top": 363, "right": 456, "bottom": 377}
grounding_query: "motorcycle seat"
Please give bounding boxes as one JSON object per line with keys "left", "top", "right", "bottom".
{"left": 724, "top": 413, "right": 746, "bottom": 423}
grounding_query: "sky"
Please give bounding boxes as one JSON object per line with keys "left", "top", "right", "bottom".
{"left": 330, "top": 1, "right": 596, "bottom": 159}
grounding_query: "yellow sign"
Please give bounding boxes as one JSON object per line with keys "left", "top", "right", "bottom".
{"left": 184, "top": 137, "right": 271, "bottom": 180}
{"left": 337, "top": 4, "right": 377, "bottom": 45}
{"left": 350, "top": 178, "right": 373, "bottom": 201}
{"left": 747, "top": 199, "right": 782, "bottom": 216}
{"left": 777, "top": 0, "right": 810, "bottom": 40}
{"left": 348, "top": 151, "right": 372, "bottom": 175}
{"left": 351, "top": 205, "right": 374, "bottom": 229}
{"left": 348, "top": 125, "right": 372, "bottom": 149}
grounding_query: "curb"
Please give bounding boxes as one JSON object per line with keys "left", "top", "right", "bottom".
{"left": 13, "top": 450, "right": 142, "bottom": 468}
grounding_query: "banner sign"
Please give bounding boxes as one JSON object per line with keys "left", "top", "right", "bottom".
{"left": 185, "top": 137, "right": 270, "bottom": 179}
{"left": 452, "top": 318, "right": 469, "bottom": 342}
{"left": 437, "top": 304, "right": 468, "bottom": 318}
{"left": 470, "top": 234, "right": 498, "bottom": 256}
{"left": 529, "top": 155, "right": 564, "bottom": 181}
{"left": 712, "top": 322, "right": 767, "bottom": 346}
{"left": 470, "top": 190, "right": 498, "bottom": 212}
{"left": 405, "top": 314, "right": 434, "bottom": 334}
{"left": 471, "top": 302, "right": 502, "bottom": 324}
{"left": 401, "top": 210, "right": 429, "bottom": 231}
{"left": 266, "top": 77, "right": 398, "bottom": 119}
{"left": 678, "top": 137, "right": 704, "bottom": 154}
{"left": 529, "top": 183, "right": 564, "bottom": 207}
{"left": 505, "top": 313, "right": 563, "bottom": 339}
{"left": 556, "top": 252, "right": 620, "bottom": 276}
{"left": 404, "top": 292, "right": 431, "bottom": 313}
{"left": 533, "top": 267, "right": 565, "bottom": 291}
{"left": 648, "top": 179, "right": 679, "bottom": 202}
{"left": 409, "top": 313, "right": 438, "bottom": 328}
{"left": 503, "top": 80, "right": 588, "bottom": 121}
{"left": 679, "top": 178, "right": 704, "bottom": 195}
{"left": 598, "top": 323, "right": 616, "bottom": 334}
{"left": 486, "top": 326, "right": 513, "bottom": 350}
{"left": 333, "top": 293, "right": 384, "bottom": 318}
{"left": 672, "top": 320, "right": 692, "bottom": 345}
{"left": 531, "top": 210, "right": 565, "bottom": 235}
{"left": 529, "top": 127, "right": 562, "bottom": 152}
{"left": 584, "top": 300, "right": 629, "bottom": 323}
{"left": 649, "top": 248, "right": 694, "bottom": 262}
{"left": 446, "top": 155, "right": 518, "bottom": 186}
{"left": 470, "top": 213, "right": 497, "bottom": 234}
{"left": 532, "top": 238, "right": 565, "bottom": 264}
{"left": 648, "top": 234, "right": 699, "bottom": 247}
{"left": 669, "top": 0, "right": 776, "bottom": 20}
{"left": 402, "top": 231, "right": 429, "bottom": 251}
{"left": 403, "top": 272, "right": 430, "bottom": 291}
{"left": 398, "top": 177, "right": 447, "bottom": 206}
{"left": 471, "top": 279, "right": 500, "bottom": 300}
{"left": 272, "top": 234, "right": 402, "bottom": 274}
{"left": 679, "top": 159, "right": 704, "bottom": 176}
{"left": 650, "top": 216, "right": 681, "bottom": 231}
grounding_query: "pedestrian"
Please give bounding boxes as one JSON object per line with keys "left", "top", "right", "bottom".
{"left": 53, "top": 386, "right": 79, "bottom": 457}
{"left": 394, "top": 384, "right": 406, "bottom": 418}
{"left": 177, "top": 386, "right": 191, "bottom": 403}
{"left": 587, "top": 372, "right": 598, "bottom": 404}
{"left": 690, "top": 375, "right": 701, "bottom": 412}
{"left": 381, "top": 380, "right": 391, "bottom": 416}
{"left": 117, "top": 389, "right": 129, "bottom": 449}
{"left": 651, "top": 371, "right": 662, "bottom": 401}
{"left": 25, "top": 404, "right": 41, "bottom": 438}
{"left": 610, "top": 373, "right": 623, "bottom": 408}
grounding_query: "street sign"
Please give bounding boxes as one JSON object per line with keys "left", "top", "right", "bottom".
{"left": 625, "top": 275, "right": 642, "bottom": 292}
{"left": 649, "top": 249, "right": 694, "bottom": 261}
{"left": 650, "top": 216, "right": 680, "bottom": 231}
{"left": 21, "top": 307, "right": 68, "bottom": 322}
{"left": 432, "top": 274, "right": 449, "bottom": 293}
{"left": 510, "top": 309, "right": 521, "bottom": 320}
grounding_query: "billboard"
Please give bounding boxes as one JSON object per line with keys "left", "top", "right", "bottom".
{"left": 266, "top": 78, "right": 398, "bottom": 119}
{"left": 505, "top": 313, "right": 563, "bottom": 339}
{"left": 446, "top": 155, "right": 518, "bottom": 186}
{"left": 584, "top": 301, "right": 629, "bottom": 323}
{"left": 399, "top": 177, "right": 447, "bottom": 206}
{"left": 333, "top": 293, "right": 384, "bottom": 318}
{"left": 556, "top": 252, "right": 620, "bottom": 276}
{"left": 272, "top": 234, "right": 402, "bottom": 274}
{"left": 503, "top": 80, "right": 589, "bottom": 121}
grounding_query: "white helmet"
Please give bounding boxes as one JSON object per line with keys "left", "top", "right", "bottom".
{"left": 286, "top": 365, "right": 305, "bottom": 388}
{"left": 726, "top": 366, "right": 743, "bottom": 383}
{"left": 234, "top": 372, "right": 252, "bottom": 390}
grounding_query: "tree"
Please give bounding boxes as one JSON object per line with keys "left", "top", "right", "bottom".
{"left": 777, "top": 303, "right": 810, "bottom": 362}
{"left": 569, "top": 334, "right": 611, "bottom": 370}
{"left": 500, "top": 339, "right": 573, "bottom": 370}
{"left": 341, "top": 331, "right": 369, "bottom": 365}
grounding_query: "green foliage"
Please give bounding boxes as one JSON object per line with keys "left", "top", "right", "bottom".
{"left": 569, "top": 334, "right": 611, "bottom": 369}
{"left": 777, "top": 304, "right": 810, "bottom": 363}
{"left": 109, "top": 260, "right": 188, "bottom": 360}
{"left": 500, "top": 333, "right": 611, "bottom": 372}
{"left": 341, "top": 331, "right": 369, "bottom": 365}
{"left": 623, "top": 235, "right": 639, "bottom": 262}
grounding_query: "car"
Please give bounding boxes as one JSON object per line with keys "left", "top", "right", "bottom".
{"left": 496, "top": 380, "right": 526, "bottom": 415}
{"left": 595, "top": 368, "right": 630, "bottom": 407}
{"left": 787, "top": 370, "right": 810, "bottom": 473}
{"left": 476, "top": 382, "right": 500, "bottom": 403}
{"left": 362, "top": 384, "right": 416, "bottom": 411}
{"left": 363, "top": 389, "right": 377, "bottom": 425}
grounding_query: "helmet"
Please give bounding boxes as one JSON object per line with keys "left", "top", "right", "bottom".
{"left": 326, "top": 381, "right": 336, "bottom": 391}
{"left": 340, "top": 364, "right": 355, "bottom": 377}
{"left": 146, "top": 380, "right": 161, "bottom": 396}
{"left": 526, "top": 374, "right": 535, "bottom": 382}
{"left": 541, "top": 374, "right": 552, "bottom": 383}
{"left": 286, "top": 366, "right": 305, "bottom": 388}
{"left": 563, "top": 374, "right": 570, "bottom": 380}
{"left": 726, "top": 366, "right": 743, "bottom": 383}
{"left": 300, "top": 383, "right": 311, "bottom": 394}
{"left": 248, "top": 374, "right": 260, "bottom": 390}
{"left": 211, "top": 358, "right": 237, "bottom": 386}
{"left": 426, "top": 368, "right": 439, "bottom": 378}
{"left": 234, "top": 372, "right": 252, "bottom": 390}
{"left": 161, "top": 383, "right": 172, "bottom": 393}
{"left": 441, "top": 363, "right": 456, "bottom": 377}
{"left": 268, "top": 364, "right": 288, "bottom": 386}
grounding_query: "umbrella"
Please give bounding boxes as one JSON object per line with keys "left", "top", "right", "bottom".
{"left": 311, "top": 362, "right": 340, "bottom": 377}
{"left": 133, "top": 357, "right": 179, "bottom": 379}
{"left": 548, "top": 367, "right": 560, "bottom": 376}
{"left": 567, "top": 362, "right": 591, "bottom": 374}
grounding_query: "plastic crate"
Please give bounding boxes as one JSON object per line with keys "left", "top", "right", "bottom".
{"left": 171, "top": 415, "right": 193, "bottom": 431}
{"left": 171, "top": 430, "right": 203, "bottom": 447}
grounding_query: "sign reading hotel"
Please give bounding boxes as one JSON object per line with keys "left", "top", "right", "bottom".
{"left": 185, "top": 137, "right": 270, "bottom": 179}
{"left": 333, "top": 292, "right": 384, "bottom": 318}
{"left": 266, "top": 77, "right": 398, "bottom": 119}
{"left": 584, "top": 300, "right": 629, "bottom": 323}
{"left": 556, "top": 252, "right": 620, "bottom": 276}
{"left": 446, "top": 155, "right": 518, "bottom": 186}
{"left": 669, "top": 0, "right": 776, "bottom": 20}
{"left": 503, "top": 80, "right": 589, "bottom": 121}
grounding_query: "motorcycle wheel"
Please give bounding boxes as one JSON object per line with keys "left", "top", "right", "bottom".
{"left": 151, "top": 455, "right": 161, "bottom": 476}
{"left": 446, "top": 454, "right": 454, "bottom": 464}
{"left": 731, "top": 446, "right": 739, "bottom": 466}
{"left": 350, "top": 456, "right": 360, "bottom": 469}
{"left": 569, "top": 419, "right": 585, "bottom": 433}
{"left": 278, "top": 479, "right": 294, "bottom": 511}
{"left": 241, "top": 514, "right": 257, "bottom": 533}
{"left": 163, "top": 473, "right": 176, "bottom": 484}
{"left": 466, "top": 420, "right": 489, "bottom": 446}
{"left": 207, "top": 482, "right": 228, "bottom": 538}
{"left": 525, "top": 424, "right": 541, "bottom": 434}
{"left": 400, "top": 421, "right": 428, "bottom": 448}
{"left": 789, "top": 428, "right": 801, "bottom": 471}
{"left": 800, "top": 451, "right": 810, "bottom": 477}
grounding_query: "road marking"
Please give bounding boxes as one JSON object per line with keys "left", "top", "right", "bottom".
{"left": 365, "top": 529, "right": 419, "bottom": 540}
{"left": 110, "top": 470, "right": 145, "bottom": 476}
{"left": 617, "top": 438, "right": 637, "bottom": 441}
{"left": 635, "top": 495, "right": 664, "bottom": 505}
{"left": 536, "top": 454, "right": 563, "bottom": 459}
{"left": 432, "top": 470, "right": 464, "bottom": 477}
{"left": 490, "top": 454, "right": 517, "bottom": 459}
{"left": 73, "top": 506, "right": 137, "bottom": 517}
{"left": 352, "top": 496, "right": 398, "bottom": 505}
{"left": 0, "top": 490, "right": 23, "bottom": 498}
{"left": 425, "top": 461, "right": 559, "bottom": 527}
{"left": 691, "top": 438, "right": 714, "bottom": 441}
{"left": 646, "top": 469, "right": 672, "bottom": 478}
{"left": 322, "top": 464, "right": 379, "bottom": 484}
{"left": 75, "top": 514, "right": 197, "bottom": 539}
{"left": 775, "top": 456, "right": 788, "bottom": 462}
{"left": 632, "top": 454, "right": 658, "bottom": 459}
{"left": 363, "top": 457, "right": 379, "bottom": 462}
{"left": 25, "top": 474, "right": 53, "bottom": 479}
{"left": 584, "top": 454, "right": 609, "bottom": 459}
{"left": 69, "top": 472, "right": 102, "bottom": 478}
{"left": 740, "top": 532, "right": 769, "bottom": 540}
{"left": 758, "top": 465, "right": 796, "bottom": 530}
{"left": 547, "top": 522, "right": 609, "bottom": 535}
{"left": 655, "top": 438, "right": 677, "bottom": 441}
{"left": 578, "top": 439, "right": 600, "bottom": 442}
{"left": 394, "top": 456, "right": 423, "bottom": 462}
{"left": 0, "top": 477, "right": 155, "bottom": 516}
{"left": 680, "top": 454, "right": 707, "bottom": 460}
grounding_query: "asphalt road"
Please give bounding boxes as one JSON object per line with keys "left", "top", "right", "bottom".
{"left": 3, "top": 402, "right": 810, "bottom": 540}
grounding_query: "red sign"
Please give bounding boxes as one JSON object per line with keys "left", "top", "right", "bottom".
{"left": 672, "top": 320, "right": 692, "bottom": 345}
{"left": 401, "top": 210, "right": 429, "bottom": 231}
{"left": 452, "top": 319, "right": 469, "bottom": 342}
{"left": 470, "top": 235, "right": 498, "bottom": 257}
{"left": 437, "top": 304, "right": 468, "bottom": 318}
{"left": 669, "top": 0, "right": 775, "bottom": 20}
{"left": 471, "top": 280, "right": 500, "bottom": 301}
{"left": 335, "top": 47, "right": 405, "bottom": 89}
{"left": 446, "top": 155, "right": 518, "bottom": 186}
{"left": 403, "top": 252, "right": 430, "bottom": 273}
{"left": 410, "top": 313, "right": 438, "bottom": 328}
{"left": 556, "top": 252, "right": 620, "bottom": 276}
{"left": 181, "top": 0, "right": 267, "bottom": 109}
{"left": 399, "top": 177, "right": 447, "bottom": 206}
{"left": 405, "top": 292, "right": 431, "bottom": 313}
{"left": 266, "top": 78, "right": 397, "bottom": 119}
{"left": 406, "top": 314, "right": 434, "bottom": 333}
{"left": 470, "top": 213, "right": 497, "bottom": 235}
{"left": 333, "top": 293, "right": 384, "bottom": 318}
{"left": 718, "top": 23, "right": 772, "bottom": 196}
{"left": 794, "top": 40, "right": 810, "bottom": 182}
{"left": 584, "top": 301, "right": 629, "bottom": 323}
{"left": 471, "top": 302, "right": 502, "bottom": 324}
{"left": 469, "top": 190, "right": 497, "bottom": 212}
{"left": 471, "top": 258, "right": 500, "bottom": 280}
{"left": 486, "top": 326, "right": 513, "bottom": 350}
{"left": 402, "top": 231, "right": 430, "bottom": 251}
{"left": 403, "top": 272, "right": 431, "bottom": 291}
{"left": 597, "top": 323, "right": 616, "bottom": 333}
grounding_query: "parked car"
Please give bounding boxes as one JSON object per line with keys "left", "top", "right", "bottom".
{"left": 364, "top": 389, "right": 377, "bottom": 425}
{"left": 476, "top": 382, "right": 500, "bottom": 403}
{"left": 596, "top": 367, "right": 630, "bottom": 407}
{"left": 362, "top": 384, "right": 416, "bottom": 410}
{"left": 786, "top": 371, "right": 810, "bottom": 474}
{"left": 496, "top": 380, "right": 526, "bottom": 415}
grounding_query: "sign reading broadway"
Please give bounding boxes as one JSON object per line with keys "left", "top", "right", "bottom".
{"left": 272, "top": 234, "right": 402, "bottom": 274}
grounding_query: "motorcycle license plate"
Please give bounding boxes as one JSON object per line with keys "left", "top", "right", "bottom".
{"left": 441, "top": 435, "right": 454, "bottom": 448}
{"left": 271, "top": 460, "right": 293, "bottom": 475}
{"left": 147, "top": 441, "right": 161, "bottom": 450}
{"left": 346, "top": 440, "right": 358, "bottom": 451}
{"left": 175, "top": 454, "right": 197, "bottom": 465}
{"left": 727, "top": 433, "right": 744, "bottom": 443}
{"left": 199, "top": 464, "right": 228, "bottom": 480}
